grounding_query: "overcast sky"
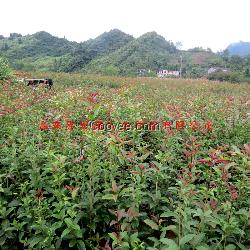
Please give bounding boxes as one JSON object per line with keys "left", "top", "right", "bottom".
{"left": 1, "top": 0, "right": 249, "bottom": 52}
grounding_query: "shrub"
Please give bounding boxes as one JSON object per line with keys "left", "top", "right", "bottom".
{"left": 208, "top": 71, "right": 241, "bottom": 83}
{"left": 0, "top": 57, "right": 11, "bottom": 80}
{"left": 229, "top": 72, "right": 241, "bottom": 83}
{"left": 102, "top": 65, "right": 120, "bottom": 76}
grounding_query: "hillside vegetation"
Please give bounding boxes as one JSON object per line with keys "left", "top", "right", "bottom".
{"left": 0, "top": 30, "right": 222, "bottom": 76}
{"left": 1, "top": 30, "right": 250, "bottom": 81}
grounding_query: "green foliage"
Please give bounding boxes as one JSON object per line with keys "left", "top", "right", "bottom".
{"left": 188, "top": 65, "right": 205, "bottom": 78}
{"left": 9, "top": 33, "right": 22, "bottom": 40}
{"left": 1, "top": 43, "right": 9, "bottom": 51}
{"left": 0, "top": 74, "right": 250, "bottom": 249}
{"left": 208, "top": 71, "right": 241, "bottom": 83}
{"left": 188, "top": 47, "right": 208, "bottom": 52}
{"left": 0, "top": 57, "right": 11, "bottom": 80}
{"left": 244, "top": 68, "right": 250, "bottom": 77}
{"left": 102, "top": 65, "right": 120, "bottom": 76}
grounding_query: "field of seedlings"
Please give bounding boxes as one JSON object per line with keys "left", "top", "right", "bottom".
{"left": 0, "top": 73, "right": 250, "bottom": 250}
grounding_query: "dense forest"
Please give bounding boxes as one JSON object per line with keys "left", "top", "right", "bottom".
{"left": 1, "top": 29, "right": 250, "bottom": 82}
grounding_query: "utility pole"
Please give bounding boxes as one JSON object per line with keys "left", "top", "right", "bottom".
{"left": 179, "top": 55, "right": 183, "bottom": 78}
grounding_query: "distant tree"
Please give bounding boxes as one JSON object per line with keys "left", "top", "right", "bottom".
{"left": 219, "top": 49, "right": 229, "bottom": 58}
{"left": 9, "top": 33, "right": 22, "bottom": 40}
{"left": 230, "top": 55, "right": 242, "bottom": 64}
{"left": 0, "top": 35, "right": 4, "bottom": 40}
{"left": 2, "top": 43, "right": 9, "bottom": 51}
{"left": 182, "top": 67, "right": 187, "bottom": 76}
{"left": 245, "top": 68, "right": 250, "bottom": 77}
{"left": 219, "top": 49, "right": 230, "bottom": 64}
{"left": 17, "top": 38, "right": 22, "bottom": 44}
{"left": 229, "top": 55, "right": 244, "bottom": 70}
{"left": 168, "top": 40, "right": 177, "bottom": 53}
{"left": 229, "top": 72, "right": 241, "bottom": 83}
{"left": 175, "top": 41, "right": 183, "bottom": 50}
{"left": 188, "top": 47, "right": 206, "bottom": 52}
{"left": 189, "top": 65, "right": 205, "bottom": 78}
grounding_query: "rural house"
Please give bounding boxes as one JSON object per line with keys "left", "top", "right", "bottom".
{"left": 157, "top": 69, "right": 180, "bottom": 78}
{"left": 137, "top": 69, "right": 150, "bottom": 76}
{"left": 207, "top": 67, "right": 229, "bottom": 75}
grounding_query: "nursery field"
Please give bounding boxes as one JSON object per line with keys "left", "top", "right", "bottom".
{"left": 0, "top": 73, "right": 250, "bottom": 250}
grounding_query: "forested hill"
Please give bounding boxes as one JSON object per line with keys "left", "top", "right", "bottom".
{"left": 0, "top": 31, "right": 77, "bottom": 59}
{"left": 0, "top": 29, "right": 134, "bottom": 72}
{"left": 0, "top": 31, "right": 77, "bottom": 71}
{"left": 80, "top": 29, "right": 134, "bottom": 57}
{"left": 226, "top": 41, "right": 250, "bottom": 56}
{"left": 1, "top": 29, "right": 250, "bottom": 80}
{"left": 85, "top": 32, "right": 179, "bottom": 75}
{"left": 56, "top": 29, "right": 134, "bottom": 72}
{"left": 85, "top": 32, "right": 222, "bottom": 75}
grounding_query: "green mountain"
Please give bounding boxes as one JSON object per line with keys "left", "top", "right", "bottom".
{"left": 0, "top": 31, "right": 76, "bottom": 59}
{"left": 226, "top": 41, "right": 250, "bottom": 56}
{"left": 85, "top": 32, "right": 179, "bottom": 75}
{"left": 0, "top": 29, "right": 133, "bottom": 71}
{"left": 80, "top": 29, "right": 134, "bottom": 57}
{"left": 59, "top": 29, "right": 134, "bottom": 72}
{"left": 1, "top": 29, "right": 245, "bottom": 79}
{"left": 0, "top": 31, "right": 77, "bottom": 71}
{"left": 85, "top": 32, "right": 222, "bottom": 76}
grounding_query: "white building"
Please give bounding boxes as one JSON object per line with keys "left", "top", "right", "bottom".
{"left": 157, "top": 70, "right": 180, "bottom": 78}
{"left": 207, "top": 67, "right": 229, "bottom": 75}
{"left": 137, "top": 69, "right": 151, "bottom": 76}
